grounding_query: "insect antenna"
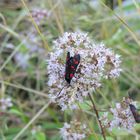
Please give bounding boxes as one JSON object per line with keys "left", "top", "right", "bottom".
{"left": 56, "top": 82, "right": 70, "bottom": 97}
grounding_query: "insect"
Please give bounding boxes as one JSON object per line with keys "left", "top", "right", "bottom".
{"left": 129, "top": 104, "right": 140, "bottom": 123}
{"left": 65, "top": 52, "right": 80, "bottom": 84}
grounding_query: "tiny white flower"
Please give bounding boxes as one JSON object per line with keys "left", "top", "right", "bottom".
{"left": 31, "top": 8, "right": 49, "bottom": 25}
{"left": 60, "top": 120, "right": 89, "bottom": 140}
{"left": 0, "top": 97, "right": 13, "bottom": 111}
{"left": 47, "top": 32, "right": 122, "bottom": 110}
{"left": 101, "top": 98, "right": 136, "bottom": 131}
{"left": 14, "top": 53, "right": 30, "bottom": 69}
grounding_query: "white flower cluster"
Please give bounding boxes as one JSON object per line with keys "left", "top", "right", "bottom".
{"left": 47, "top": 32, "right": 122, "bottom": 110}
{"left": 60, "top": 120, "right": 89, "bottom": 140}
{"left": 31, "top": 8, "right": 49, "bottom": 25}
{"left": 6, "top": 27, "right": 45, "bottom": 69}
{"left": 14, "top": 52, "right": 30, "bottom": 69}
{"left": 0, "top": 97, "right": 13, "bottom": 111}
{"left": 101, "top": 97, "right": 136, "bottom": 131}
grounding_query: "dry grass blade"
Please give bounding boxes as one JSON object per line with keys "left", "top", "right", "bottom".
{"left": 0, "top": 80, "right": 48, "bottom": 98}
{"left": 0, "top": 39, "right": 25, "bottom": 71}
{"left": 0, "top": 23, "right": 19, "bottom": 39}
{"left": 13, "top": 101, "right": 51, "bottom": 140}
{"left": 20, "top": 0, "right": 49, "bottom": 51}
{"left": 100, "top": 1, "right": 140, "bottom": 47}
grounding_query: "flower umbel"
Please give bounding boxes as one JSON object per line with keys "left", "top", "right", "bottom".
{"left": 60, "top": 120, "right": 90, "bottom": 140}
{"left": 47, "top": 32, "right": 122, "bottom": 110}
{"left": 100, "top": 97, "right": 137, "bottom": 131}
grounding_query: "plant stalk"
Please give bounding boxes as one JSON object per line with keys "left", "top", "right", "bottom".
{"left": 88, "top": 92, "right": 106, "bottom": 140}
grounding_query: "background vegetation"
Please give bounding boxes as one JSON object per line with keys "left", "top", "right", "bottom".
{"left": 0, "top": 0, "right": 140, "bottom": 139}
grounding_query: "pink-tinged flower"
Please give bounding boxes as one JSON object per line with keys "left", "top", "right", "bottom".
{"left": 60, "top": 120, "right": 90, "bottom": 140}
{"left": 47, "top": 32, "right": 122, "bottom": 110}
{"left": 31, "top": 8, "right": 49, "bottom": 25}
{"left": 100, "top": 97, "right": 137, "bottom": 131}
{"left": 0, "top": 97, "right": 13, "bottom": 111}
{"left": 7, "top": 28, "right": 45, "bottom": 69}
{"left": 14, "top": 52, "right": 30, "bottom": 69}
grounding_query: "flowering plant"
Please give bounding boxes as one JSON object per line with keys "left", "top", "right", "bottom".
{"left": 100, "top": 97, "right": 138, "bottom": 130}
{"left": 47, "top": 32, "right": 122, "bottom": 110}
{"left": 60, "top": 120, "right": 90, "bottom": 140}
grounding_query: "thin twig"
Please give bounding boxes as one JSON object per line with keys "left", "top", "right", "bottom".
{"left": 88, "top": 92, "right": 106, "bottom": 140}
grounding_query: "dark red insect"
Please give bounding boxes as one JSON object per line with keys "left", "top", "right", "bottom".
{"left": 65, "top": 52, "right": 80, "bottom": 84}
{"left": 129, "top": 104, "right": 140, "bottom": 123}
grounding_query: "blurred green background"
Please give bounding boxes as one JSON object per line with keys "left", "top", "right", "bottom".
{"left": 0, "top": 0, "right": 140, "bottom": 139}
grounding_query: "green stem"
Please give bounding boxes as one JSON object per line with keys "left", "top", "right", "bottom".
{"left": 88, "top": 92, "right": 106, "bottom": 140}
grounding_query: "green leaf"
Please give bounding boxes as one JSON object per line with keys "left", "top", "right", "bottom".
{"left": 35, "top": 132, "right": 46, "bottom": 140}
{"left": 9, "top": 108, "right": 23, "bottom": 116}
{"left": 78, "top": 101, "right": 91, "bottom": 110}
{"left": 42, "top": 122, "right": 62, "bottom": 130}
{"left": 18, "top": 44, "right": 29, "bottom": 53}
